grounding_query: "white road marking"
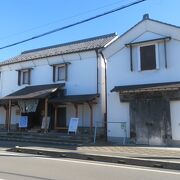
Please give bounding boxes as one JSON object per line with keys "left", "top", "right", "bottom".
{"left": 1, "top": 151, "right": 180, "bottom": 175}
{"left": 36, "top": 156, "right": 180, "bottom": 175}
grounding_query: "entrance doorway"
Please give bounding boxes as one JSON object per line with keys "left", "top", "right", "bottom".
{"left": 21, "top": 101, "right": 43, "bottom": 129}
{"left": 28, "top": 100, "right": 43, "bottom": 129}
{"left": 55, "top": 107, "right": 67, "bottom": 130}
{"left": 130, "top": 99, "right": 171, "bottom": 145}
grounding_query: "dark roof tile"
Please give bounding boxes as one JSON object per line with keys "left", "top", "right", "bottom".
{"left": 49, "top": 94, "right": 99, "bottom": 103}
{"left": 0, "top": 33, "right": 117, "bottom": 66}
{"left": 111, "top": 81, "right": 180, "bottom": 93}
{"left": 2, "top": 83, "right": 65, "bottom": 100}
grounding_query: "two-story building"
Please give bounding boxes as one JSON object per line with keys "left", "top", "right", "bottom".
{"left": 0, "top": 33, "right": 118, "bottom": 135}
{"left": 1, "top": 14, "right": 180, "bottom": 146}
{"left": 103, "top": 14, "right": 180, "bottom": 146}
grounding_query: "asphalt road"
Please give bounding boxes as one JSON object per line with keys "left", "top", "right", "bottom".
{"left": 0, "top": 150, "right": 179, "bottom": 180}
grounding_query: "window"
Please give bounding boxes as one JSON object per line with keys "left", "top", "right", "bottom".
{"left": 17, "top": 69, "right": 31, "bottom": 86}
{"left": 138, "top": 44, "right": 159, "bottom": 71}
{"left": 53, "top": 63, "right": 69, "bottom": 82}
{"left": 57, "top": 66, "right": 66, "bottom": 81}
{"left": 22, "top": 70, "right": 29, "bottom": 84}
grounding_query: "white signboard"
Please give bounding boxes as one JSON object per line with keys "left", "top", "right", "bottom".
{"left": 41, "top": 117, "right": 50, "bottom": 129}
{"left": 19, "top": 116, "right": 28, "bottom": 128}
{"left": 68, "top": 118, "right": 79, "bottom": 134}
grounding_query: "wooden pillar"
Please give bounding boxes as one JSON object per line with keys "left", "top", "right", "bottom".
{"left": 8, "top": 100, "right": 11, "bottom": 132}
{"left": 54, "top": 106, "right": 57, "bottom": 129}
{"left": 88, "top": 102, "right": 93, "bottom": 133}
{"left": 44, "top": 98, "right": 48, "bottom": 132}
{"left": 5, "top": 105, "right": 8, "bottom": 130}
{"left": 74, "top": 104, "right": 78, "bottom": 117}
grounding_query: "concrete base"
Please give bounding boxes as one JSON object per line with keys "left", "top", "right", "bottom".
{"left": 78, "top": 127, "right": 105, "bottom": 136}
{"left": 170, "top": 140, "right": 180, "bottom": 147}
{"left": 108, "top": 136, "right": 130, "bottom": 145}
{"left": 107, "top": 136, "right": 180, "bottom": 147}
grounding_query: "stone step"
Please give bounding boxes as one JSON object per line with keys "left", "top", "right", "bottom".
{"left": 0, "top": 132, "right": 92, "bottom": 141}
{"left": 0, "top": 135, "right": 87, "bottom": 144}
{"left": 0, "top": 136, "right": 83, "bottom": 146}
{"left": 0, "top": 132, "right": 93, "bottom": 145}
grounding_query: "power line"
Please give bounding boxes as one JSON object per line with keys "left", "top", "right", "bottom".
{"left": 0, "top": 0, "right": 128, "bottom": 40}
{"left": 0, "top": 0, "right": 146, "bottom": 50}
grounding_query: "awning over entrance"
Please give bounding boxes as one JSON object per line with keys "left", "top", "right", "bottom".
{"left": 1, "top": 83, "right": 65, "bottom": 132}
{"left": 49, "top": 94, "right": 99, "bottom": 104}
{"left": 111, "top": 81, "right": 180, "bottom": 94}
{"left": 2, "top": 83, "right": 65, "bottom": 100}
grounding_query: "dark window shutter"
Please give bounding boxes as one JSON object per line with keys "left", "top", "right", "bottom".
{"left": 28, "top": 69, "right": 31, "bottom": 85}
{"left": 140, "top": 45, "right": 156, "bottom": 70}
{"left": 53, "top": 66, "right": 56, "bottom": 82}
{"left": 18, "top": 70, "right": 21, "bottom": 86}
{"left": 65, "top": 64, "right": 68, "bottom": 81}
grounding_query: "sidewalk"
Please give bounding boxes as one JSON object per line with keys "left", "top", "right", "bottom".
{"left": 7, "top": 142, "right": 180, "bottom": 170}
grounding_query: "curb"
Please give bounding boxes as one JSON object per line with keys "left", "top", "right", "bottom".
{"left": 8, "top": 147, "right": 180, "bottom": 171}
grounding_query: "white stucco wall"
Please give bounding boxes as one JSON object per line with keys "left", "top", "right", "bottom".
{"left": 0, "top": 51, "right": 98, "bottom": 97}
{"left": 11, "top": 106, "right": 21, "bottom": 125}
{"left": 107, "top": 91, "right": 130, "bottom": 139}
{"left": 104, "top": 18, "right": 180, "bottom": 141}
{"left": 0, "top": 50, "right": 106, "bottom": 128}
{"left": 170, "top": 101, "right": 180, "bottom": 141}
{"left": 66, "top": 103, "right": 100, "bottom": 128}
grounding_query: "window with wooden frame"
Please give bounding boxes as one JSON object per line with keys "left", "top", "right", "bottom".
{"left": 22, "top": 70, "right": 29, "bottom": 84}
{"left": 17, "top": 68, "right": 32, "bottom": 86}
{"left": 57, "top": 65, "right": 66, "bottom": 81}
{"left": 138, "top": 44, "right": 159, "bottom": 71}
{"left": 52, "top": 63, "right": 69, "bottom": 82}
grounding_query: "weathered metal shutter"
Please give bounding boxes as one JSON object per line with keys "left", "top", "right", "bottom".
{"left": 140, "top": 45, "right": 156, "bottom": 70}
{"left": 65, "top": 64, "right": 68, "bottom": 81}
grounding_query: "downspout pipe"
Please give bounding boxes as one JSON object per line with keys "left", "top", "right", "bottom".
{"left": 99, "top": 51, "right": 108, "bottom": 141}
{"left": 95, "top": 49, "right": 99, "bottom": 95}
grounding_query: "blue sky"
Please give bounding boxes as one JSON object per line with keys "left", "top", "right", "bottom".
{"left": 0, "top": 0, "right": 179, "bottom": 61}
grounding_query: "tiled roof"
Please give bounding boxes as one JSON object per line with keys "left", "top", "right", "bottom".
{"left": 0, "top": 33, "right": 117, "bottom": 66}
{"left": 2, "top": 83, "right": 65, "bottom": 100}
{"left": 49, "top": 94, "right": 99, "bottom": 103}
{"left": 111, "top": 81, "right": 180, "bottom": 93}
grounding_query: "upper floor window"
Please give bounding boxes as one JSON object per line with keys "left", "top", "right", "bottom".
{"left": 17, "top": 68, "right": 32, "bottom": 86}
{"left": 138, "top": 44, "right": 159, "bottom": 71}
{"left": 52, "top": 63, "right": 70, "bottom": 82}
{"left": 126, "top": 36, "right": 171, "bottom": 72}
{"left": 22, "top": 70, "right": 29, "bottom": 84}
{"left": 57, "top": 65, "right": 66, "bottom": 81}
